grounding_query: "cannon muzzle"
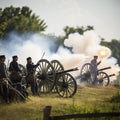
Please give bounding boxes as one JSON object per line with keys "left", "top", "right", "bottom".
{"left": 102, "top": 74, "right": 115, "bottom": 80}
{"left": 108, "top": 74, "right": 115, "bottom": 77}
{"left": 98, "top": 66, "right": 111, "bottom": 72}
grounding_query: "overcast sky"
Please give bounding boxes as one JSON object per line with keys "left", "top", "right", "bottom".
{"left": 0, "top": 0, "right": 120, "bottom": 41}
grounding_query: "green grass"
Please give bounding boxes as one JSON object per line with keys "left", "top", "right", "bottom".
{"left": 109, "top": 91, "right": 120, "bottom": 103}
{"left": 0, "top": 86, "right": 120, "bottom": 120}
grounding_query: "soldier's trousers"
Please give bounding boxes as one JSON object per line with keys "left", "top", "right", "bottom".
{"left": 2, "top": 84, "right": 9, "bottom": 103}
{"left": 0, "top": 79, "right": 9, "bottom": 103}
{"left": 30, "top": 81, "right": 38, "bottom": 95}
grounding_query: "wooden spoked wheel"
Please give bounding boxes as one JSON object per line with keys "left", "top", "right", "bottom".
{"left": 51, "top": 60, "right": 64, "bottom": 72}
{"left": 56, "top": 73, "right": 77, "bottom": 98}
{"left": 51, "top": 60, "right": 64, "bottom": 93}
{"left": 36, "top": 59, "right": 56, "bottom": 93}
{"left": 97, "top": 72, "right": 110, "bottom": 86}
{"left": 80, "top": 63, "right": 92, "bottom": 84}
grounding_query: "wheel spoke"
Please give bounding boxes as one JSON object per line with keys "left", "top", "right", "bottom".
{"left": 56, "top": 73, "right": 77, "bottom": 98}
{"left": 51, "top": 60, "right": 64, "bottom": 72}
{"left": 80, "top": 63, "right": 92, "bottom": 83}
{"left": 97, "top": 72, "right": 109, "bottom": 86}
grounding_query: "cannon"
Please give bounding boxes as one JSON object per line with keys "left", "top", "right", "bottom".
{"left": 35, "top": 59, "right": 78, "bottom": 98}
{"left": 97, "top": 66, "right": 111, "bottom": 72}
{"left": 79, "top": 63, "right": 115, "bottom": 86}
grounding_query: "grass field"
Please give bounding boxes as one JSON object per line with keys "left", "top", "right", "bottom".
{"left": 0, "top": 85, "right": 120, "bottom": 120}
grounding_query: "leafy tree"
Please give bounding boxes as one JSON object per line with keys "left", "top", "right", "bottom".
{"left": 58, "top": 26, "right": 94, "bottom": 44}
{"left": 101, "top": 39, "right": 120, "bottom": 66}
{"left": 57, "top": 25, "right": 94, "bottom": 45}
{"left": 0, "top": 6, "right": 47, "bottom": 38}
{"left": 63, "top": 25, "right": 94, "bottom": 38}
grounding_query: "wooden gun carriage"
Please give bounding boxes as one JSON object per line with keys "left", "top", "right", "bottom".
{"left": 36, "top": 59, "right": 78, "bottom": 98}
{"left": 79, "top": 63, "right": 115, "bottom": 86}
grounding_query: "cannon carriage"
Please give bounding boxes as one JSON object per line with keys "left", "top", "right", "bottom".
{"left": 79, "top": 63, "right": 115, "bottom": 86}
{"left": 20, "top": 59, "right": 78, "bottom": 98}
{"left": 35, "top": 59, "right": 78, "bottom": 98}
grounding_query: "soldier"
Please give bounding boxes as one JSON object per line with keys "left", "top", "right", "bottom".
{"left": 90, "top": 56, "right": 101, "bottom": 84}
{"left": 9, "top": 55, "right": 22, "bottom": 83}
{"left": 26, "top": 57, "right": 39, "bottom": 95}
{"left": 0, "top": 55, "right": 9, "bottom": 103}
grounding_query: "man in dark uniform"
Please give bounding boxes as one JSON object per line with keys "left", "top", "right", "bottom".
{"left": 26, "top": 57, "right": 39, "bottom": 95}
{"left": 9, "top": 55, "right": 22, "bottom": 83}
{"left": 0, "top": 55, "right": 9, "bottom": 103}
{"left": 90, "top": 56, "right": 101, "bottom": 84}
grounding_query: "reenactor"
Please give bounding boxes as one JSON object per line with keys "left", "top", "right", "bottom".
{"left": 9, "top": 55, "right": 22, "bottom": 83}
{"left": 26, "top": 57, "right": 39, "bottom": 95}
{"left": 90, "top": 56, "right": 101, "bottom": 84}
{"left": 0, "top": 55, "right": 9, "bottom": 103}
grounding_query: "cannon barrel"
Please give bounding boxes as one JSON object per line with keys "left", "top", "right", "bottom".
{"left": 97, "top": 66, "right": 111, "bottom": 72}
{"left": 108, "top": 74, "right": 115, "bottom": 77}
{"left": 102, "top": 74, "right": 115, "bottom": 79}
{"left": 56, "top": 67, "right": 78, "bottom": 75}
{"left": 37, "top": 67, "right": 78, "bottom": 79}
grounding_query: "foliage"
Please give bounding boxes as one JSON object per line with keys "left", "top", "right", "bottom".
{"left": 57, "top": 25, "right": 94, "bottom": 45}
{"left": 101, "top": 39, "right": 120, "bottom": 66}
{"left": 0, "top": 6, "right": 47, "bottom": 38}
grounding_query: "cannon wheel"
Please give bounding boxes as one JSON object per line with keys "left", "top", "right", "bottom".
{"left": 97, "top": 72, "right": 110, "bottom": 86}
{"left": 56, "top": 73, "right": 77, "bottom": 98}
{"left": 36, "top": 59, "right": 56, "bottom": 93}
{"left": 51, "top": 60, "right": 64, "bottom": 93}
{"left": 80, "top": 63, "right": 92, "bottom": 84}
{"left": 51, "top": 60, "right": 64, "bottom": 72}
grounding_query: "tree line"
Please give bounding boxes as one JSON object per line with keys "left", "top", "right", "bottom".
{"left": 0, "top": 6, "right": 47, "bottom": 37}
{"left": 0, "top": 6, "right": 120, "bottom": 66}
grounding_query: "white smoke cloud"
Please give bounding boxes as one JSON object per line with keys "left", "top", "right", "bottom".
{"left": 64, "top": 31, "right": 109, "bottom": 56}
{"left": 51, "top": 46, "right": 88, "bottom": 69}
{"left": 62, "top": 30, "right": 119, "bottom": 81}
{"left": 0, "top": 32, "right": 58, "bottom": 65}
{"left": 0, "top": 30, "right": 119, "bottom": 83}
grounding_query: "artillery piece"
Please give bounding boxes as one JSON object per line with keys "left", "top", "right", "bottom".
{"left": 79, "top": 63, "right": 115, "bottom": 86}
{"left": 35, "top": 59, "right": 78, "bottom": 98}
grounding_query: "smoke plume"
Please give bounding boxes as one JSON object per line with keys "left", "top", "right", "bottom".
{"left": 0, "top": 32, "right": 58, "bottom": 65}
{"left": 0, "top": 30, "right": 119, "bottom": 83}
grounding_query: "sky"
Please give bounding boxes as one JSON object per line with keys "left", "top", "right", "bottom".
{"left": 0, "top": 0, "right": 120, "bottom": 41}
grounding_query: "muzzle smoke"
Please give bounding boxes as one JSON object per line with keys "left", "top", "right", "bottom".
{"left": 52, "top": 31, "right": 119, "bottom": 81}
{"left": 0, "top": 32, "right": 58, "bottom": 65}
{"left": 0, "top": 31, "right": 119, "bottom": 82}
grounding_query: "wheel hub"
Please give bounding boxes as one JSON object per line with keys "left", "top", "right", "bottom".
{"left": 62, "top": 82, "right": 68, "bottom": 89}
